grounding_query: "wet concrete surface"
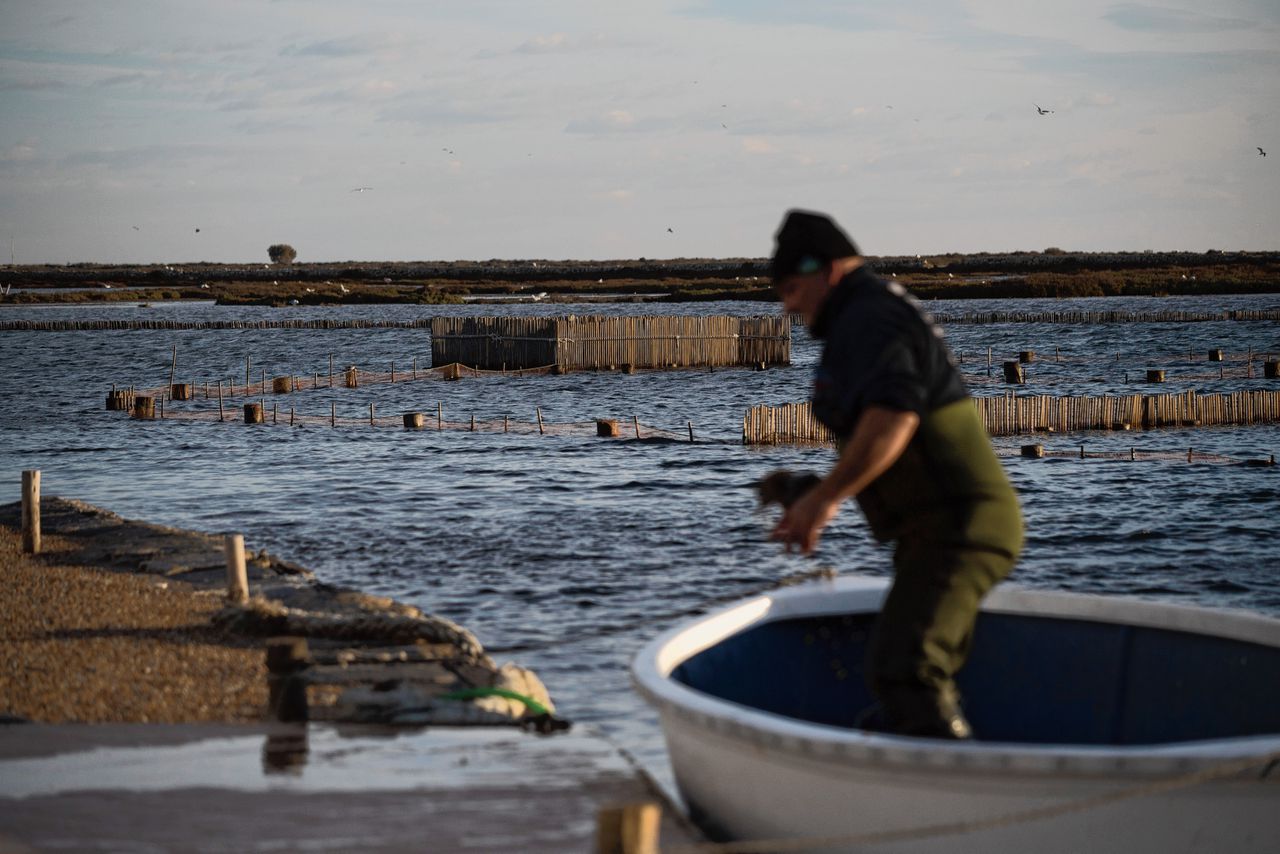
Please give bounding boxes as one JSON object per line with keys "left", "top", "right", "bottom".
{"left": 0, "top": 722, "right": 702, "bottom": 853}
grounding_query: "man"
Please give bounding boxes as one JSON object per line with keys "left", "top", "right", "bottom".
{"left": 767, "top": 209, "right": 1023, "bottom": 739}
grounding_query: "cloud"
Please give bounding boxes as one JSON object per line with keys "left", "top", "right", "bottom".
{"left": 281, "top": 34, "right": 412, "bottom": 59}
{"left": 564, "top": 110, "right": 669, "bottom": 134}
{"left": 1103, "top": 4, "right": 1256, "bottom": 33}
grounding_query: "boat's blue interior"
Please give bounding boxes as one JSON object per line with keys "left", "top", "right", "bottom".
{"left": 671, "top": 611, "right": 1280, "bottom": 744}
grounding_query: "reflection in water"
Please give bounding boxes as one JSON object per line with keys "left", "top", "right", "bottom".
{"left": 262, "top": 727, "right": 309, "bottom": 776}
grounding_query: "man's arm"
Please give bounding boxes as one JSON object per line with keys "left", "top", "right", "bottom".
{"left": 770, "top": 405, "right": 920, "bottom": 554}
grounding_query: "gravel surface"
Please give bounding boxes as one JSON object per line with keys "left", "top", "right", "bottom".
{"left": 1, "top": 527, "right": 266, "bottom": 723}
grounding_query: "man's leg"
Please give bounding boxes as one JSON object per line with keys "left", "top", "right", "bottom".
{"left": 866, "top": 541, "right": 1014, "bottom": 738}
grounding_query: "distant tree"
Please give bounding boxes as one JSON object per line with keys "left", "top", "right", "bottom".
{"left": 268, "top": 244, "right": 297, "bottom": 264}
{"left": 1043, "top": 246, "right": 1066, "bottom": 255}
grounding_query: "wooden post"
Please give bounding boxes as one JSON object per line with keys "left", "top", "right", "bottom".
{"left": 594, "top": 802, "right": 660, "bottom": 854}
{"left": 391, "top": 362, "right": 395, "bottom": 383}
{"left": 266, "top": 637, "right": 310, "bottom": 723}
{"left": 245, "top": 356, "right": 251, "bottom": 390}
{"left": 369, "top": 402, "right": 375, "bottom": 426}
{"left": 1146, "top": 369, "right": 1166, "bottom": 383}
{"left": 273, "top": 403, "right": 278, "bottom": 425}
{"left": 437, "top": 402, "right": 443, "bottom": 430}
{"left": 260, "top": 368, "right": 266, "bottom": 395}
{"left": 1018, "top": 351, "right": 1035, "bottom": 363}
{"left": 504, "top": 414, "right": 509, "bottom": 433}
{"left": 272, "top": 376, "right": 292, "bottom": 394}
{"left": 413, "top": 356, "right": 417, "bottom": 380}
{"left": 159, "top": 398, "right": 164, "bottom": 419}
{"left": 290, "top": 406, "right": 295, "bottom": 426}
{"left": 132, "top": 395, "right": 156, "bottom": 419}
{"left": 171, "top": 383, "right": 192, "bottom": 401}
{"left": 1265, "top": 361, "right": 1280, "bottom": 379}
{"left": 1002, "top": 361, "right": 1025, "bottom": 384}
{"left": 987, "top": 347, "right": 992, "bottom": 377}
{"left": 244, "top": 402, "right": 264, "bottom": 424}
{"left": 1021, "top": 444, "right": 1044, "bottom": 458}
{"left": 688, "top": 421, "right": 694, "bottom": 442}
{"left": 218, "top": 380, "right": 225, "bottom": 421}
{"left": 331, "top": 402, "right": 336, "bottom": 427}
{"left": 329, "top": 354, "right": 334, "bottom": 387}
{"left": 633, "top": 416, "right": 641, "bottom": 439}
{"left": 404, "top": 412, "right": 425, "bottom": 429}
{"left": 21, "top": 470, "right": 40, "bottom": 554}
{"left": 536, "top": 407, "right": 544, "bottom": 435}
{"left": 1208, "top": 349, "right": 1224, "bottom": 362}
{"left": 597, "top": 419, "right": 619, "bottom": 437}
{"left": 345, "top": 367, "right": 359, "bottom": 388}
{"left": 224, "top": 533, "right": 249, "bottom": 603}
{"left": 470, "top": 414, "right": 476, "bottom": 431}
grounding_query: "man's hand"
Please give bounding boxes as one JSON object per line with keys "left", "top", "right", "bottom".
{"left": 770, "top": 486, "right": 841, "bottom": 554}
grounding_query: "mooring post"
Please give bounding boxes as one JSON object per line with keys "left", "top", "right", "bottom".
{"left": 266, "top": 637, "right": 310, "bottom": 723}
{"left": 224, "top": 533, "right": 249, "bottom": 604}
{"left": 594, "top": 801, "right": 660, "bottom": 854}
{"left": 21, "top": 469, "right": 40, "bottom": 554}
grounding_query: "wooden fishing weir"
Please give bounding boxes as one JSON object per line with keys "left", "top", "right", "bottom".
{"left": 429, "top": 315, "right": 789, "bottom": 371}
{"left": 743, "top": 390, "right": 1280, "bottom": 445}
{"left": 925, "top": 309, "right": 1280, "bottom": 325}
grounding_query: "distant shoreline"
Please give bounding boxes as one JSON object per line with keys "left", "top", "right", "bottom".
{"left": 2, "top": 250, "right": 1278, "bottom": 304}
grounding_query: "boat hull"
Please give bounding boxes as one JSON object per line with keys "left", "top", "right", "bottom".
{"left": 634, "top": 576, "right": 1280, "bottom": 853}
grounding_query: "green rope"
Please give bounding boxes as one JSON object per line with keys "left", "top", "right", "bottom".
{"left": 438, "top": 687, "right": 550, "bottom": 717}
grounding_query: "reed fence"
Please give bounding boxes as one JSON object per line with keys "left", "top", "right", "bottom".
{"left": 0, "top": 319, "right": 436, "bottom": 331}
{"left": 430, "top": 315, "right": 789, "bottom": 371}
{"left": 792, "top": 309, "right": 1280, "bottom": 327}
{"left": 744, "top": 390, "right": 1280, "bottom": 444}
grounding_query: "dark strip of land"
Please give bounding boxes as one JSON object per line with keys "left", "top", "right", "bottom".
{"left": 2, "top": 250, "right": 1278, "bottom": 305}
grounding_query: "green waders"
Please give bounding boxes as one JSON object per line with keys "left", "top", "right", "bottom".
{"left": 854, "top": 398, "right": 1023, "bottom": 738}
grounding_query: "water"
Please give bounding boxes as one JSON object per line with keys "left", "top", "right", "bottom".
{"left": 2, "top": 293, "right": 1278, "bottom": 788}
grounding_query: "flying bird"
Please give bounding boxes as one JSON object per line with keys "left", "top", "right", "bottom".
{"left": 350, "top": 187, "right": 373, "bottom": 192}
{"left": 1259, "top": 147, "right": 1267, "bottom": 157}
{"left": 667, "top": 227, "right": 674, "bottom": 233}
{"left": 194, "top": 228, "right": 200, "bottom": 233}
{"left": 131, "top": 226, "right": 140, "bottom": 231}
{"left": 1035, "top": 104, "right": 1053, "bottom": 115}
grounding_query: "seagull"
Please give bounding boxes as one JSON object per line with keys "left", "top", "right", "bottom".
{"left": 667, "top": 227, "right": 674, "bottom": 233}
{"left": 339, "top": 283, "right": 350, "bottom": 294}
{"left": 442, "top": 148, "right": 455, "bottom": 156}
{"left": 1259, "top": 147, "right": 1267, "bottom": 157}
{"left": 194, "top": 227, "right": 200, "bottom": 233}
{"left": 131, "top": 225, "right": 140, "bottom": 231}
{"left": 350, "top": 186, "right": 373, "bottom": 192}
{"left": 1035, "top": 104, "right": 1054, "bottom": 115}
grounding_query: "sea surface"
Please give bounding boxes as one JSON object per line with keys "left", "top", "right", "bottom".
{"left": 2, "top": 293, "right": 1278, "bottom": 789}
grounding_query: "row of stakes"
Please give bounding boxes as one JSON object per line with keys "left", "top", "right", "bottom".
{"left": 108, "top": 390, "right": 692, "bottom": 441}
{"left": 997, "top": 349, "right": 1279, "bottom": 384}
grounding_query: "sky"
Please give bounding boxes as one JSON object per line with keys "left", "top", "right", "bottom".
{"left": 2, "top": 1, "right": 1278, "bottom": 264}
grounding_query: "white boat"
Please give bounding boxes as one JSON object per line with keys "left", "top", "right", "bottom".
{"left": 632, "top": 575, "right": 1280, "bottom": 853}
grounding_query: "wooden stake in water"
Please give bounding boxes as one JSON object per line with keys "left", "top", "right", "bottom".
{"left": 329, "top": 354, "right": 334, "bottom": 387}
{"left": 369, "top": 402, "right": 375, "bottom": 426}
{"left": 21, "top": 470, "right": 41, "bottom": 554}
{"left": 169, "top": 344, "right": 177, "bottom": 399}
{"left": 688, "top": 421, "right": 694, "bottom": 442}
{"left": 217, "top": 380, "right": 225, "bottom": 421}
{"left": 633, "top": 416, "right": 641, "bottom": 439}
{"left": 536, "top": 408, "right": 544, "bottom": 435}
{"left": 331, "top": 402, "right": 336, "bottom": 427}
{"left": 245, "top": 356, "right": 251, "bottom": 391}
{"left": 437, "top": 402, "right": 443, "bottom": 431}
{"left": 224, "top": 534, "right": 249, "bottom": 604}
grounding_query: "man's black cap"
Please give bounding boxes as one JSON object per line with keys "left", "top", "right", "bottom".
{"left": 770, "top": 209, "right": 860, "bottom": 282}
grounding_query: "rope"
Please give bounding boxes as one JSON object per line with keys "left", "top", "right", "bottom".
{"left": 662, "top": 748, "right": 1280, "bottom": 853}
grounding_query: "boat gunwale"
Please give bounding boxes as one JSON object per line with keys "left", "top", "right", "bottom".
{"left": 631, "top": 575, "right": 1280, "bottom": 776}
